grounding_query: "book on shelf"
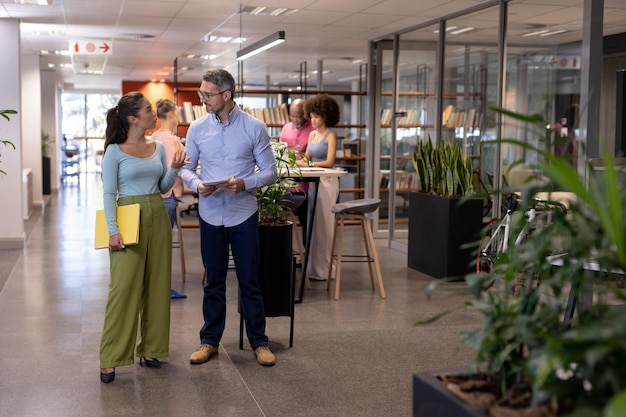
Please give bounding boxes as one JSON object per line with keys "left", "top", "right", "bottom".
{"left": 440, "top": 106, "right": 483, "bottom": 129}
{"left": 243, "top": 104, "right": 289, "bottom": 125}
{"left": 192, "top": 105, "right": 207, "bottom": 120}
{"left": 381, "top": 108, "right": 425, "bottom": 127}
{"left": 380, "top": 109, "right": 393, "bottom": 126}
{"left": 183, "top": 101, "right": 194, "bottom": 125}
{"left": 379, "top": 172, "right": 390, "bottom": 189}
{"left": 465, "top": 108, "right": 476, "bottom": 131}
{"left": 176, "top": 103, "right": 207, "bottom": 124}
{"left": 380, "top": 105, "right": 481, "bottom": 129}
{"left": 396, "top": 171, "right": 418, "bottom": 190}
{"left": 442, "top": 105, "right": 454, "bottom": 127}
{"left": 379, "top": 170, "right": 417, "bottom": 190}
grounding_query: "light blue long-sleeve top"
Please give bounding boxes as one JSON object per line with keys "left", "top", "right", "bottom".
{"left": 180, "top": 103, "right": 277, "bottom": 227}
{"left": 102, "top": 141, "right": 179, "bottom": 235}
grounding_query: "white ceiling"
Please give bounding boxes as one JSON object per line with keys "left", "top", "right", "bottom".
{"left": 1, "top": 0, "right": 625, "bottom": 91}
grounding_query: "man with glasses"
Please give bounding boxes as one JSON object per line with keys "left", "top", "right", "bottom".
{"left": 279, "top": 98, "right": 314, "bottom": 244}
{"left": 181, "top": 69, "right": 278, "bottom": 367}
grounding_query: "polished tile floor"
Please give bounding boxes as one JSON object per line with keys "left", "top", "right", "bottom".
{"left": 0, "top": 174, "right": 482, "bottom": 417}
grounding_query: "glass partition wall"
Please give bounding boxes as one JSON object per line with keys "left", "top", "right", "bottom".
{"left": 368, "top": 0, "right": 589, "bottom": 250}
{"left": 371, "top": 27, "right": 439, "bottom": 243}
{"left": 370, "top": 2, "right": 504, "bottom": 249}
{"left": 503, "top": 1, "right": 583, "bottom": 182}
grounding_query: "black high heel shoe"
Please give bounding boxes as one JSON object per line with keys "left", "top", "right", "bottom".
{"left": 140, "top": 357, "right": 162, "bottom": 368}
{"left": 100, "top": 369, "right": 115, "bottom": 383}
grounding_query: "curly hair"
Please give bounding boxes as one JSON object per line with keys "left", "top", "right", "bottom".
{"left": 304, "top": 94, "right": 340, "bottom": 127}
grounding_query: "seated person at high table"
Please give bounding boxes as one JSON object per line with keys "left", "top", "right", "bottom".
{"left": 279, "top": 98, "right": 314, "bottom": 244}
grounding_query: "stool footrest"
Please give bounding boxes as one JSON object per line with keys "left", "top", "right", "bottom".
{"left": 332, "top": 255, "right": 375, "bottom": 262}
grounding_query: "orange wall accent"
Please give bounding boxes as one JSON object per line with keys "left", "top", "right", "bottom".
{"left": 121, "top": 81, "right": 174, "bottom": 102}
{"left": 121, "top": 81, "right": 198, "bottom": 136}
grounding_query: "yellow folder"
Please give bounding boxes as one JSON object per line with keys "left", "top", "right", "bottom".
{"left": 94, "top": 203, "right": 141, "bottom": 249}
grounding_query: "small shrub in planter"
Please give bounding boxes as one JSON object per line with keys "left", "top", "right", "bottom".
{"left": 415, "top": 108, "right": 626, "bottom": 417}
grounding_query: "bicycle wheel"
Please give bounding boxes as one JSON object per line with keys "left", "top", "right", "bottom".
{"left": 476, "top": 218, "right": 505, "bottom": 289}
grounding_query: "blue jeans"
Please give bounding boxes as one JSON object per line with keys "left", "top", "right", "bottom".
{"left": 199, "top": 213, "right": 268, "bottom": 349}
{"left": 162, "top": 193, "right": 177, "bottom": 228}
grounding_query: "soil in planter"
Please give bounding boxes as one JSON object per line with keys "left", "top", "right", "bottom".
{"left": 439, "top": 375, "right": 559, "bottom": 417}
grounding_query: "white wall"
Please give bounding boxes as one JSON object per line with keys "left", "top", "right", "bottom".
{"left": 0, "top": 19, "right": 25, "bottom": 248}
{"left": 21, "top": 54, "right": 43, "bottom": 208}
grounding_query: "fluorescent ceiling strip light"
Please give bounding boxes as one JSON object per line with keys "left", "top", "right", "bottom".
{"left": 271, "top": 8, "right": 288, "bottom": 16}
{"left": 450, "top": 27, "right": 474, "bottom": 35}
{"left": 249, "top": 6, "right": 267, "bottom": 15}
{"left": 433, "top": 26, "right": 457, "bottom": 34}
{"left": 236, "top": 30, "right": 285, "bottom": 61}
{"left": 540, "top": 30, "right": 567, "bottom": 37}
{"left": 522, "top": 29, "right": 550, "bottom": 37}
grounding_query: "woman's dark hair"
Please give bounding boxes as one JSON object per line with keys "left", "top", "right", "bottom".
{"left": 104, "top": 91, "right": 145, "bottom": 152}
{"left": 202, "top": 69, "right": 236, "bottom": 99}
{"left": 304, "top": 94, "right": 340, "bottom": 127}
{"left": 156, "top": 98, "right": 177, "bottom": 119}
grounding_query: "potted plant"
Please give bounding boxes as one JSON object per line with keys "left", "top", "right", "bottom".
{"left": 255, "top": 140, "right": 302, "bottom": 318}
{"left": 413, "top": 108, "right": 626, "bottom": 417}
{"left": 408, "top": 136, "right": 483, "bottom": 278}
{"left": 41, "top": 129, "right": 53, "bottom": 194}
{"left": 1, "top": 109, "right": 17, "bottom": 176}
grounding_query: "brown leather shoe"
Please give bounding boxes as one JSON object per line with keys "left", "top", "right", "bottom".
{"left": 190, "top": 344, "right": 218, "bottom": 364}
{"left": 254, "top": 345, "right": 276, "bottom": 366}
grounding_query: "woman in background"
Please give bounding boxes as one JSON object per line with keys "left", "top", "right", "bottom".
{"left": 297, "top": 94, "right": 340, "bottom": 280}
{"left": 152, "top": 98, "right": 186, "bottom": 299}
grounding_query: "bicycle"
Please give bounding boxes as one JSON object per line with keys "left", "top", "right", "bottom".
{"left": 476, "top": 193, "right": 566, "bottom": 295}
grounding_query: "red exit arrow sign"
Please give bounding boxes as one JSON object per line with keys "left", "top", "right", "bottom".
{"left": 69, "top": 40, "right": 113, "bottom": 55}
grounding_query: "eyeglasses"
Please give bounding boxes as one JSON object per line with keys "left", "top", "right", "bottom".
{"left": 197, "top": 90, "right": 226, "bottom": 101}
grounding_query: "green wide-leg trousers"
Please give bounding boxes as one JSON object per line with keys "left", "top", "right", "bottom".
{"left": 99, "top": 194, "right": 172, "bottom": 368}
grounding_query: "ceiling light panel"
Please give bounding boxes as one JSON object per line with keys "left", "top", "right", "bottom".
{"left": 240, "top": 5, "right": 299, "bottom": 17}
{"left": 10, "top": 0, "right": 62, "bottom": 4}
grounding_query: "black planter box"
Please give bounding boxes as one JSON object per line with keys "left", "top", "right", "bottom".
{"left": 258, "top": 222, "right": 294, "bottom": 317}
{"left": 42, "top": 156, "right": 51, "bottom": 195}
{"left": 413, "top": 372, "right": 486, "bottom": 417}
{"left": 239, "top": 222, "right": 295, "bottom": 348}
{"left": 408, "top": 192, "right": 483, "bottom": 279}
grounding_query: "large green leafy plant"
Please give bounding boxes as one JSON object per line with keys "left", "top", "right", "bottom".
{"left": 257, "top": 140, "right": 302, "bottom": 225}
{"left": 412, "top": 136, "right": 474, "bottom": 197}
{"left": 419, "top": 108, "right": 626, "bottom": 416}
{"left": 1, "top": 109, "right": 17, "bottom": 176}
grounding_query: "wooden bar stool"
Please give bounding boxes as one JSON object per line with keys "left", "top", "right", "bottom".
{"left": 327, "top": 198, "right": 385, "bottom": 300}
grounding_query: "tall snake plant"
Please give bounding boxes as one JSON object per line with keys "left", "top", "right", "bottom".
{"left": 412, "top": 136, "right": 474, "bottom": 197}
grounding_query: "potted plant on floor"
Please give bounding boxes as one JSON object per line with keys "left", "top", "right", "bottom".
{"left": 408, "top": 136, "right": 484, "bottom": 278}
{"left": 1, "top": 109, "right": 17, "bottom": 176}
{"left": 41, "top": 129, "right": 53, "bottom": 194}
{"left": 413, "top": 108, "right": 626, "bottom": 417}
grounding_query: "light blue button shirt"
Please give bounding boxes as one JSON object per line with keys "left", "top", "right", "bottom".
{"left": 180, "top": 103, "right": 277, "bottom": 227}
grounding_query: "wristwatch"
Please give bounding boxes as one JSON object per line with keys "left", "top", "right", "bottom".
{"left": 308, "top": 159, "right": 314, "bottom": 167}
